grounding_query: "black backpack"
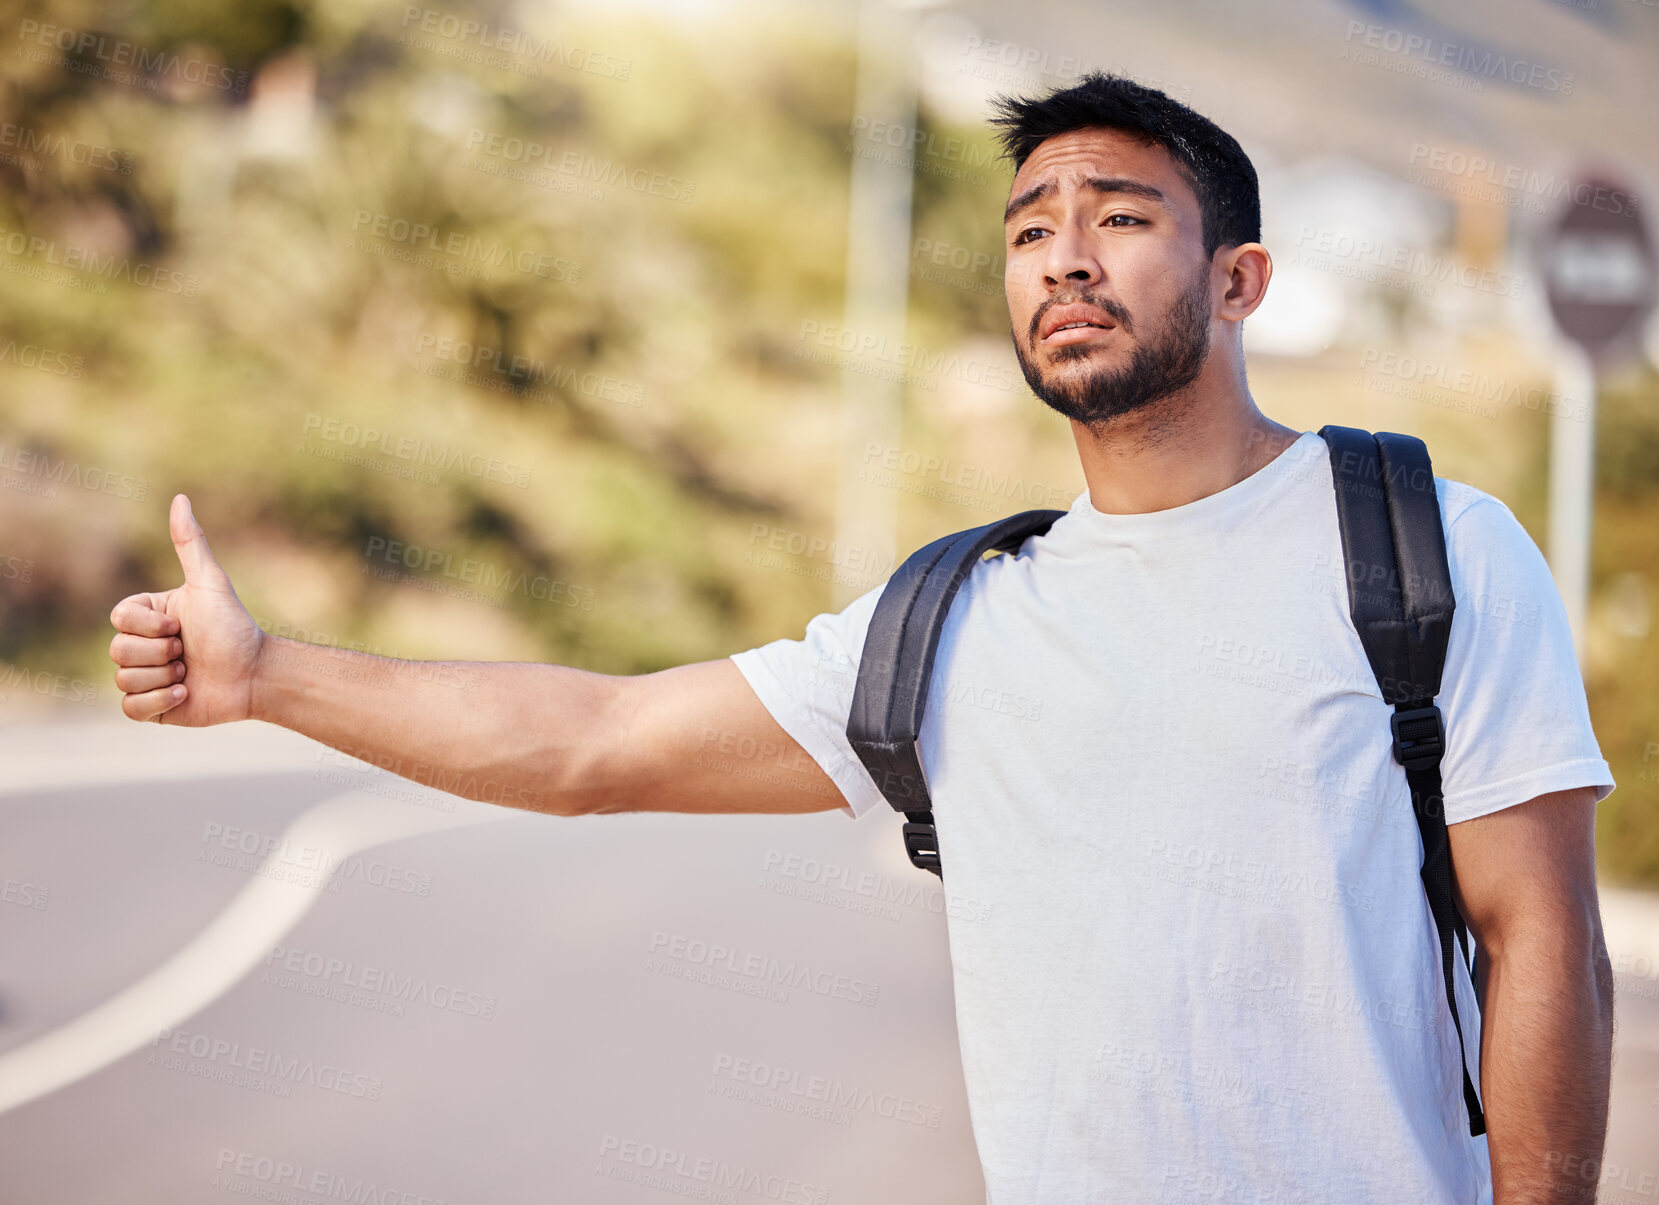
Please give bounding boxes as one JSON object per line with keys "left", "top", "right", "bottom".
{"left": 844, "top": 424, "right": 1485, "bottom": 1136}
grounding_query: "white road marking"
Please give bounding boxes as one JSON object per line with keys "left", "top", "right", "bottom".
{"left": 0, "top": 788, "right": 514, "bottom": 1114}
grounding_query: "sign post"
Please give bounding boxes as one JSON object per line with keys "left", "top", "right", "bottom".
{"left": 1539, "top": 175, "right": 1656, "bottom": 667}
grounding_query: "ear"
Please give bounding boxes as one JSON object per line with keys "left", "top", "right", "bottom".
{"left": 1214, "top": 242, "right": 1272, "bottom": 323}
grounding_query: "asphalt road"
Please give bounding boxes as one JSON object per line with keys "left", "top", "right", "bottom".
{"left": 0, "top": 719, "right": 1654, "bottom": 1203}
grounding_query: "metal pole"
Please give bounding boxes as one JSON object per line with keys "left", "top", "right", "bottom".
{"left": 1546, "top": 341, "right": 1597, "bottom": 669}
{"left": 833, "top": 0, "right": 918, "bottom": 608}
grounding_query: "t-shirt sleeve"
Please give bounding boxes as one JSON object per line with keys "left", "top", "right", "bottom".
{"left": 728, "top": 582, "right": 891, "bottom": 820}
{"left": 1436, "top": 492, "right": 1615, "bottom": 825}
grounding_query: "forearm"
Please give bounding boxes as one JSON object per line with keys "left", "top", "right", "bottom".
{"left": 1478, "top": 920, "right": 1615, "bottom": 1204}
{"left": 250, "top": 635, "right": 625, "bottom": 816}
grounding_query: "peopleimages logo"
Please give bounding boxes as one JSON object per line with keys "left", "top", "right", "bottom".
{"left": 264, "top": 943, "right": 497, "bottom": 1019}
{"left": 301, "top": 414, "right": 531, "bottom": 487}
{"left": 15, "top": 20, "right": 250, "bottom": 93}
{"left": 710, "top": 1052, "right": 943, "bottom": 1128}
{"left": 0, "top": 443, "right": 148, "bottom": 501}
{"left": 398, "top": 6, "right": 631, "bottom": 80}
{"left": 0, "top": 122, "right": 132, "bottom": 172}
{"left": 151, "top": 1027, "right": 383, "bottom": 1099}
{"left": 0, "top": 338, "right": 83, "bottom": 376}
{"left": 646, "top": 931, "right": 880, "bottom": 1006}
{"left": 2, "top": 874, "right": 50, "bottom": 910}
{"left": 463, "top": 129, "right": 695, "bottom": 203}
{"left": 1405, "top": 146, "right": 1636, "bottom": 217}
{"left": 1292, "top": 226, "right": 1524, "bottom": 299}
{"left": 759, "top": 847, "right": 997, "bottom": 924}
{"left": 361, "top": 536, "right": 596, "bottom": 610}
{"left": 796, "top": 319, "right": 1020, "bottom": 391}
{"left": 410, "top": 331, "right": 646, "bottom": 407}
{"left": 1357, "top": 348, "right": 1589, "bottom": 423}
{"left": 348, "top": 210, "right": 579, "bottom": 283}
{"left": 0, "top": 224, "right": 197, "bottom": 295}
{"left": 199, "top": 821, "right": 434, "bottom": 896}
{"left": 596, "top": 1135, "right": 829, "bottom": 1205}
{"left": 0, "top": 665, "right": 98, "bottom": 705}
{"left": 212, "top": 1148, "right": 444, "bottom": 1203}
{"left": 1341, "top": 21, "right": 1575, "bottom": 94}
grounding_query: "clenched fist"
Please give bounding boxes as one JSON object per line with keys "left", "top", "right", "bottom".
{"left": 108, "top": 494, "right": 265, "bottom": 725}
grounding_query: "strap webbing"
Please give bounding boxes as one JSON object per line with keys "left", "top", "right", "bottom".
{"left": 846, "top": 508, "right": 1064, "bottom": 877}
{"left": 1322, "top": 424, "right": 1485, "bottom": 1137}
{"left": 1399, "top": 715, "right": 1484, "bottom": 1135}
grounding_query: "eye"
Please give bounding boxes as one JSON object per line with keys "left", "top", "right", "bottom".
{"left": 1103, "top": 214, "right": 1144, "bottom": 227}
{"left": 1012, "top": 227, "right": 1047, "bottom": 246}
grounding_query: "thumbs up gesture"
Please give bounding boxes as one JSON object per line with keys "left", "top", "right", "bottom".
{"left": 108, "top": 494, "right": 266, "bottom": 725}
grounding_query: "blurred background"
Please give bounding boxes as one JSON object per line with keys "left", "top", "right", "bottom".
{"left": 0, "top": 0, "right": 1656, "bottom": 1199}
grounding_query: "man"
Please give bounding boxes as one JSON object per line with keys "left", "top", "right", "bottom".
{"left": 109, "top": 74, "right": 1613, "bottom": 1203}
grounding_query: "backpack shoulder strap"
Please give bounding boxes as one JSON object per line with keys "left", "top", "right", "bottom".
{"left": 846, "top": 508, "right": 1065, "bottom": 877}
{"left": 1317, "top": 423, "right": 1485, "bottom": 1137}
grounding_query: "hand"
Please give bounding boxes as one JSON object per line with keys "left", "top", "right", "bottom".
{"left": 108, "top": 494, "right": 265, "bottom": 725}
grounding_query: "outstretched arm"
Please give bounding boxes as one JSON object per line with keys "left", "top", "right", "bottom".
{"left": 1448, "top": 786, "right": 1612, "bottom": 1205}
{"left": 109, "top": 495, "right": 846, "bottom": 818}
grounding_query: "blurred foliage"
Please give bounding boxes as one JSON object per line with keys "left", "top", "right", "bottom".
{"left": 1586, "top": 364, "right": 1659, "bottom": 886}
{"left": 0, "top": 0, "right": 1655, "bottom": 884}
{"left": 0, "top": 0, "right": 879, "bottom": 681}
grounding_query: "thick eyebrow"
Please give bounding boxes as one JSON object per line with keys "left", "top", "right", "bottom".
{"left": 1003, "top": 176, "right": 1173, "bottom": 226}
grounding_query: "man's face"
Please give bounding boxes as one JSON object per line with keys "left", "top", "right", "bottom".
{"left": 1003, "top": 127, "right": 1216, "bottom": 427}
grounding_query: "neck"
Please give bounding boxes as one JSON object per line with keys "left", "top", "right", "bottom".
{"left": 1067, "top": 366, "right": 1300, "bottom": 516}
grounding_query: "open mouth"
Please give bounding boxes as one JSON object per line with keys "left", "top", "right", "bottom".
{"left": 1038, "top": 301, "right": 1120, "bottom": 345}
{"left": 1041, "top": 321, "right": 1114, "bottom": 345}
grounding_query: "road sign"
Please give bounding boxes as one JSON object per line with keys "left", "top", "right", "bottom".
{"left": 1539, "top": 174, "right": 1652, "bottom": 667}
{"left": 1542, "top": 174, "right": 1656, "bottom": 365}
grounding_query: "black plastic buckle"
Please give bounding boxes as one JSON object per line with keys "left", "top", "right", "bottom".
{"left": 1391, "top": 703, "right": 1445, "bottom": 772}
{"left": 901, "top": 821, "right": 941, "bottom": 874}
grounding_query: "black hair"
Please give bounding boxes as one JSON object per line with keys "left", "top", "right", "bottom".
{"left": 986, "top": 73, "right": 1260, "bottom": 258}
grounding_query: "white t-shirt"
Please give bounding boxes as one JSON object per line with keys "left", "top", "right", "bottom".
{"left": 729, "top": 429, "right": 1614, "bottom": 1204}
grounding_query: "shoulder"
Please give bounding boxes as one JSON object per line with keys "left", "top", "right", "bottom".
{"left": 1432, "top": 475, "right": 1556, "bottom": 627}
{"left": 1436, "top": 474, "right": 1510, "bottom": 530}
{"left": 1434, "top": 475, "right": 1542, "bottom": 563}
{"left": 954, "top": 510, "right": 1071, "bottom": 603}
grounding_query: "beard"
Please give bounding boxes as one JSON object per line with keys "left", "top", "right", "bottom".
{"left": 1013, "top": 268, "right": 1213, "bottom": 427}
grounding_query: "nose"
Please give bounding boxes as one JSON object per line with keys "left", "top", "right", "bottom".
{"left": 1041, "top": 223, "right": 1102, "bottom": 290}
